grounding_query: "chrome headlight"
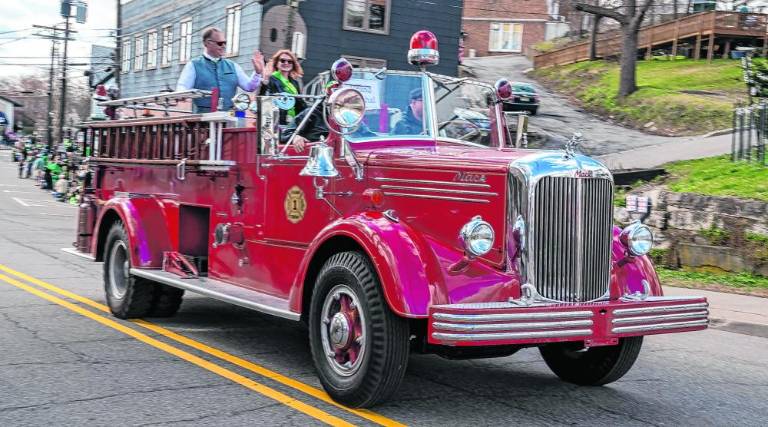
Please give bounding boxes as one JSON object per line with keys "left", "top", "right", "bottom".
{"left": 460, "top": 216, "right": 495, "bottom": 257}
{"left": 620, "top": 222, "right": 653, "bottom": 256}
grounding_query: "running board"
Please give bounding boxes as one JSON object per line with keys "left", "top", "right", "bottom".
{"left": 130, "top": 268, "right": 300, "bottom": 321}
{"left": 61, "top": 247, "right": 97, "bottom": 261}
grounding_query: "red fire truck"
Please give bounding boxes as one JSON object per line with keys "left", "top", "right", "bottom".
{"left": 68, "top": 32, "right": 709, "bottom": 408}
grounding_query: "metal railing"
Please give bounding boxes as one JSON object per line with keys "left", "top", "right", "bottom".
{"left": 732, "top": 101, "right": 768, "bottom": 166}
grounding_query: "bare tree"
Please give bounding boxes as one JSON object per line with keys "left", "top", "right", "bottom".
{"left": 575, "top": 0, "right": 655, "bottom": 97}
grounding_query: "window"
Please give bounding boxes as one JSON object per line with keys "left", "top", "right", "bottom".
{"left": 225, "top": 4, "right": 241, "bottom": 56}
{"left": 134, "top": 35, "right": 144, "bottom": 71}
{"left": 433, "top": 77, "right": 494, "bottom": 146}
{"left": 161, "top": 25, "right": 173, "bottom": 67}
{"left": 121, "top": 39, "right": 131, "bottom": 73}
{"left": 343, "top": 0, "right": 390, "bottom": 34}
{"left": 146, "top": 30, "right": 158, "bottom": 69}
{"left": 489, "top": 23, "right": 523, "bottom": 52}
{"left": 345, "top": 55, "right": 387, "bottom": 69}
{"left": 179, "top": 19, "right": 192, "bottom": 62}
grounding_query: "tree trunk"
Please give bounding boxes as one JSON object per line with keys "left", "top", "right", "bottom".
{"left": 589, "top": 16, "right": 603, "bottom": 60}
{"left": 619, "top": 25, "right": 639, "bottom": 97}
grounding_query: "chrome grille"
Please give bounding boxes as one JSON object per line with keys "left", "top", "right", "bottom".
{"left": 531, "top": 176, "right": 612, "bottom": 302}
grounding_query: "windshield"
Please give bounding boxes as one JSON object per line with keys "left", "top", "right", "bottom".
{"left": 342, "top": 71, "right": 433, "bottom": 141}
{"left": 432, "top": 76, "right": 494, "bottom": 147}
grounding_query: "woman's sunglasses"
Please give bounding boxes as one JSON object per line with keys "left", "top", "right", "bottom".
{"left": 278, "top": 58, "right": 294, "bottom": 65}
{"left": 207, "top": 40, "right": 226, "bottom": 47}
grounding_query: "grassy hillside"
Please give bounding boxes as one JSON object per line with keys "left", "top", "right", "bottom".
{"left": 664, "top": 155, "right": 768, "bottom": 201}
{"left": 532, "top": 59, "right": 746, "bottom": 136}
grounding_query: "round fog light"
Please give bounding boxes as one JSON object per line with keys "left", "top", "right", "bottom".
{"left": 620, "top": 223, "right": 653, "bottom": 256}
{"left": 460, "top": 216, "right": 495, "bottom": 257}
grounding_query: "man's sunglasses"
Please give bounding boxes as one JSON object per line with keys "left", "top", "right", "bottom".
{"left": 206, "top": 40, "right": 227, "bottom": 47}
{"left": 278, "top": 58, "right": 294, "bottom": 64}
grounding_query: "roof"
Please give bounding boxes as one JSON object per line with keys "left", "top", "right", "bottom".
{"left": 0, "top": 96, "right": 23, "bottom": 107}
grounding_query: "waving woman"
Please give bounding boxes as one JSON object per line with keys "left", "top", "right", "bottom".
{"left": 261, "top": 49, "right": 306, "bottom": 125}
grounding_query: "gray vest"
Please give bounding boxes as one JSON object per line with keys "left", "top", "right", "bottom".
{"left": 191, "top": 56, "right": 238, "bottom": 112}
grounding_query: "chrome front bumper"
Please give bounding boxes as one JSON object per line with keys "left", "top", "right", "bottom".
{"left": 428, "top": 296, "right": 709, "bottom": 347}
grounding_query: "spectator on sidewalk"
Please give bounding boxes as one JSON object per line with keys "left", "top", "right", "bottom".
{"left": 53, "top": 175, "right": 68, "bottom": 201}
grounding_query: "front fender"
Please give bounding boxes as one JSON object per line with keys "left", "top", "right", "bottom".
{"left": 610, "top": 226, "right": 663, "bottom": 297}
{"left": 292, "top": 211, "right": 445, "bottom": 318}
{"left": 93, "top": 197, "right": 176, "bottom": 268}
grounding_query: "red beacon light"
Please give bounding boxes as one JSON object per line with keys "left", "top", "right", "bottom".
{"left": 331, "top": 57, "right": 354, "bottom": 83}
{"left": 408, "top": 30, "right": 440, "bottom": 68}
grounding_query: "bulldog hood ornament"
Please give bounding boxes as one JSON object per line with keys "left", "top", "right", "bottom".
{"left": 563, "top": 132, "right": 583, "bottom": 159}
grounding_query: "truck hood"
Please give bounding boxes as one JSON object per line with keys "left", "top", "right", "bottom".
{"left": 360, "top": 145, "right": 563, "bottom": 173}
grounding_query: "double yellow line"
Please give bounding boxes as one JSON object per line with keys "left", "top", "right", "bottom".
{"left": 0, "top": 264, "right": 405, "bottom": 427}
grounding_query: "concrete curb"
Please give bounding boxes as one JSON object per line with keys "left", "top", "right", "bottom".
{"left": 703, "top": 128, "right": 734, "bottom": 138}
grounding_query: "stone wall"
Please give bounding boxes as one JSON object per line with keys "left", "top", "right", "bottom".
{"left": 615, "top": 187, "right": 768, "bottom": 276}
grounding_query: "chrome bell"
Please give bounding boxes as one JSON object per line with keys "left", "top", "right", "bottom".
{"left": 299, "top": 142, "right": 339, "bottom": 177}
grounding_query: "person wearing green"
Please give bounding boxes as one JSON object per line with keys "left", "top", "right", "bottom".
{"left": 46, "top": 157, "right": 62, "bottom": 183}
{"left": 260, "top": 49, "right": 306, "bottom": 125}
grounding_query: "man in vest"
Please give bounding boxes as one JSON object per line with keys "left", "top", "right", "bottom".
{"left": 176, "top": 27, "right": 265, "bottom": 112}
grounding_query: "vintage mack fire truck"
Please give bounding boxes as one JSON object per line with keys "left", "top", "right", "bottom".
{"left": 68, "top": 31, "right": 709, "bottom": 408}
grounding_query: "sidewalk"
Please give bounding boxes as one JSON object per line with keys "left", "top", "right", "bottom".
{"left": 665, "top": 286, "right": 768, "bottom": 338}
{"left": 595, "top": 133, "right": 733, "bottom": 170}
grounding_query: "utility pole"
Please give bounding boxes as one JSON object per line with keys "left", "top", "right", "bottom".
{"left": 285, "top": 0, "right": 298, "bottom": 50}
{"left": 115, "top": 0, "right": 121, "bottom": 93}
{"left": 47, "top": 39, "right": 58, "bottom": 149}
{"left": 57, "top": 15, "right": 71, "bottom": 148}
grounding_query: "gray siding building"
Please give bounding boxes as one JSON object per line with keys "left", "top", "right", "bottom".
{"left": 120, "top": 0, "right": 463, "bottom": 97}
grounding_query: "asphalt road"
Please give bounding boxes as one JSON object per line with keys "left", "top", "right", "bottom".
{"left": 0, "top": 148, "right": 766, "bottom": 426}
{"left": 462, "top": 55, "right": 733, "bottom": 163}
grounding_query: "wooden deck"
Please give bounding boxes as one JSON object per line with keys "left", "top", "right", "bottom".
{"left": 533, "top": 11, "right": 768, "bottom": 68}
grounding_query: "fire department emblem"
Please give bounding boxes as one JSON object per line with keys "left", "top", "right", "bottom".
{"left": 284, "top": 186, "right": 307, "bottom": 224}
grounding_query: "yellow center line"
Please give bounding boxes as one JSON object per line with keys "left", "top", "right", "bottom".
{"left": 0, "top": 273, "right": 355, "bottom": 427}
{"left": 0, "top": 264, "right": 406, "bottom": 427}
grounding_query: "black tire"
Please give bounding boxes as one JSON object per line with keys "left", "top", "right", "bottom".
{"left": 529, "top": 107, "right": 538, "bottom": 115}
{"left": 539, "top": 336, "right": 643, "bottom": 386}
{"left": 148, "top": 285, "right": 185, "bottom": 317}
{"left": 103, "top": 222, "right": 155, "bottom": 319}
{"left": 309, "top": 251, "right": 409, "bottom": 408}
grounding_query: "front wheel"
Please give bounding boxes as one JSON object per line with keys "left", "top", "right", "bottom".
{"left": 309, "top": 252, "right": 409, "bottom": 408}
{"left": 539, "top": 336, "right": 643, "bottom": 385}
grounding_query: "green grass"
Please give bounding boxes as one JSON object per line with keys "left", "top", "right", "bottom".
{"left": 664, "top": 155, "right": 768, "bottom": 201}
{"left": 658, "top": 267, "right": 768, "bottom": 291}
{"left": 533, "top": 59, "right": 746, "bottom": 135}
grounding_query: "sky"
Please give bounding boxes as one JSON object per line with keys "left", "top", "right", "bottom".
{"left": 0, "top": 1, "right": 117, "bottom": 80}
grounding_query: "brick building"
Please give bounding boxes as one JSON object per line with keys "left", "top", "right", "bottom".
{"left": 462, "top": 0, "right": 564, "bottom": 57}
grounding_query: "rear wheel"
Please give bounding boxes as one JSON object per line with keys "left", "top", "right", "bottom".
{"left": 149, "top": 285, "right": 184, "bottom": 317}
{"left": 539, "top": 336, "right": 643, "bottom": 385}
{"left": 103, "top": 223, "right": 155, "bottom": 319}
{"left": 309, "top": 251, "right": 410, "bottom": 408}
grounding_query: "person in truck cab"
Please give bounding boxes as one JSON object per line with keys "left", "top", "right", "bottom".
{"left": 393, "top": 88, "right": 425, "bottom": 135}
{"left": 176, "top": 27, "right": 265, "bottom": 112}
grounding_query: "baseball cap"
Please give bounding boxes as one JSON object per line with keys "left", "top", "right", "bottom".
{"left": 409, "top": 88, "right": 423, "bottom": 101}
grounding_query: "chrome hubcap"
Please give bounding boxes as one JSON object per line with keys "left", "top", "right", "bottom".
{"left": 108, "top": 240, "right": 129, "bottom": 299}
{"left": 320, "top": 285, "right": 366, "bottom": 377}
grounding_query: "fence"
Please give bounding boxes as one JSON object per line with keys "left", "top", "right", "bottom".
{"left": 732, "top": 101, "right": 768, "bottom": 165}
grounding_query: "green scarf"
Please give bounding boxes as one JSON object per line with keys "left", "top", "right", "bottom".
{"left": 272, "top": 71, "right": 298, "bottom": 118}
